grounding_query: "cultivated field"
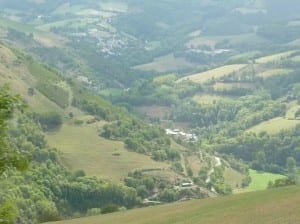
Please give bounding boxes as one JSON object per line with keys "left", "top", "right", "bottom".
{"left": 133, "top": 54, "right": 195, "bottom": 73}
{"left": 46, "top": 122, "right": 168, "bottom": 182}
{"left": 213, "top": 82, "right": 255, "bottom": 90}
{"left": 256, "top": 68, "right": 293, "bottom": 78}
{"left": 178, "top": 64, "right": 246, "bottom": 83}
{"left": 47, "top": 185, "right": 300, "bottom": 224}
{"left": 255, "top": 51, "right": 295, "bottom": 64}
{"left": 247, "top": 117, "right": 300, "bottom": 135}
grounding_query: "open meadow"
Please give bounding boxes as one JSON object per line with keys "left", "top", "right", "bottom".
{"left": 247, "top": 117, "right": 300, "bottom": 135}
{"left": 47, "top": 185, "right": 300, "bottom": 224}
{"left": 178, "top": 64, "right": 246, "bottom": 83}
{"left": 236, "top": 169, "right": 285, "bottom": 193}
{"left": 133, "top": 54, "right": 195, "bottom": 73}
{"left": 46, "top": 122, "right": 169, "bottom": 182}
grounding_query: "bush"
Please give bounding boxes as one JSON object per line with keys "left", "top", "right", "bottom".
{"left": 101, "top": 204, "right": 119, "bottom": 214}
{"left": 38, "top": 112, "right": 62, "bottom": 131}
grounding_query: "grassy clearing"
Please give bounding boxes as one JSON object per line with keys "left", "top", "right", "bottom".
{"left": 255, "top": 51, "right": 295, "bottom": 64}
{"left": 213, "top": 82, "right": 255, "bottom": 90}
{"left": 247, "top": 117, "right": 300, "bottom": 135}
{"left": 286, "top": 101, "right": 300, "bottom": 119}
{"left": 153, "top": 74, "right": 177, "bottom": 84}
{"left": 47, "top": 185, "right": 300, "bottom": 224}
{"left": 224, "top": 167, "right": 245, "bottom": 189}
{"left": 237, "top": 169, "right": 285, "bottom": 193}
{"left": 46, "top": 122, "right": 168, "bottom": 182}
{"left": 187, "top": 155, "right": 206, "bottom": 177}
{"left": 227, "top": 50, "right": 262, "bottom": 62}
{"left": 192, "top": 94, "right": 236, "bottom": 105}
{"left": 0, "top": 44, "right": 64, "bottom": 113}
{"left": 99, "top": 88, "right": 124, "bottom": 97}
{"left": 178, "top": 64, "right": 246, "bottom": 83}
{"left": 133, "top": 54, "right": 195, "bottom": 73}
{"left": 256, "top": 68, "right": 293, "bottom": 78}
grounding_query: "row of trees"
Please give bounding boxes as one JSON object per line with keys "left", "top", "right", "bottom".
{"left": 216, "top": 125, "right": 300, "bottom": 174}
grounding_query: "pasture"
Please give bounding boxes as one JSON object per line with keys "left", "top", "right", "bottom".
{"left": 133, "top": 54, "right": 195, "bottom": 73}
{"left": 224, "top": 167, "right": 245, "bottom": 189}
{"left": 178, "top": 64, "right": 246, "bottom": 83}
{"left": 237, "top": 169, "right": 285, "bottom": 193}
{"left": 47, "top": 185, "right": 300, "bottom": 224}
{"left": 247, "top": 117, "right": 300, "bottom": 135}
{"left": 46, "top": 122, "right": 168, "bottom": 182}
{"left": 256, "top": 68, "right": 293, "bottom": 78}
{"left": 213, "top": 82, "right": 255, "bottom": 90}
{"left": 255, "top": 51, "right": 295, "bottom": 64}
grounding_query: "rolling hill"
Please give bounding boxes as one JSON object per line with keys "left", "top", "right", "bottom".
{"left": 1, "top": 0, "right": 300, "bottom": 223}
{"left": 47, "top": 185, "right": 300, "bottom": 224}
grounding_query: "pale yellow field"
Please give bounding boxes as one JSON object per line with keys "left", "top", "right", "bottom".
{"left": 255, "top": 51, "right": 295, "bottom": 64}
{"left": 192, "top": 94, "right": 236, "bottom": 105}
{"left": 133, "top": 54, "right": 194, "bottom": 73}
{"left": 256, "top": 69, "right": 293, "bottom": 78}
{"left": 247, "top": 117, "right": 300, "bottom": 135}
{"left": 213, "top": 82, "right": 255, "bottom": 90}
{"left": 178, "top": 64, "right": 247, "bottom": 83}
{"left": 286, "top": 101, "right": 300, "bottom": 119}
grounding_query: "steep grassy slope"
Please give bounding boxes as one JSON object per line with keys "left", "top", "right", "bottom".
{"left": 47, "top": 185, "right": 300, "bottom": 224}
{"left": 0, "top": 43, "right": 171, "bottom": 183}
{"left": 46, "top": 121, "right": 168, "bottom": 182}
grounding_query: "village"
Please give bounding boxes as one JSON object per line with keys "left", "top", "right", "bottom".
{"left": 165, "top": 128, "right": 198, "bottom": 142}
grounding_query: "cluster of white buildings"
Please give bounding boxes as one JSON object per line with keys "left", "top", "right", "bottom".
{"left": 166, "top": 129, "right": 198, "bottom": 142}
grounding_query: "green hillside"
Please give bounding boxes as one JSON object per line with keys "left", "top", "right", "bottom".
{"left": 47, "top": 185, "right": 300, "bottom": 224}
{"left": 2, "top": 0, "right": 300, "bottom": 223}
